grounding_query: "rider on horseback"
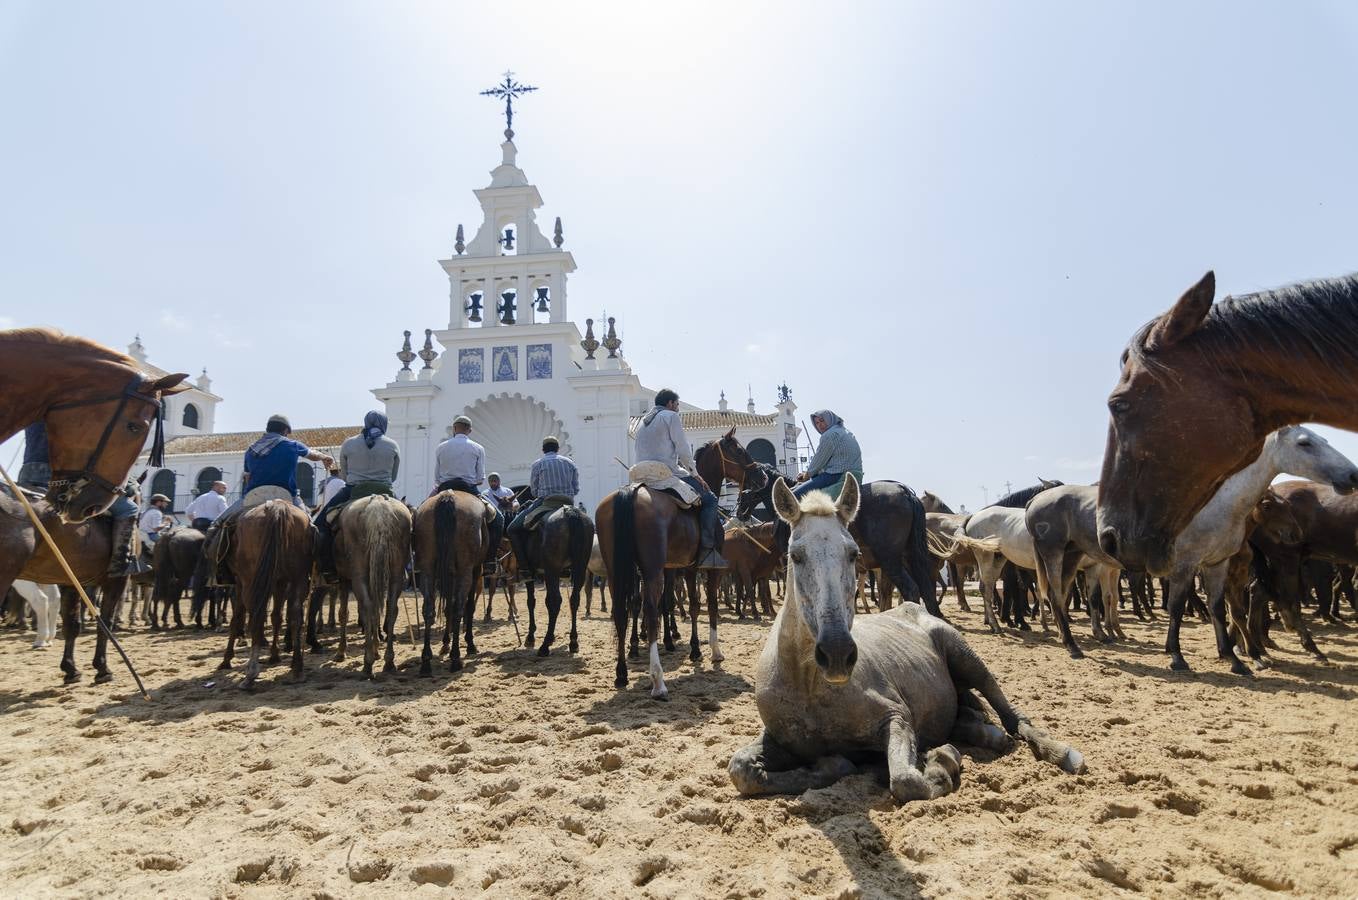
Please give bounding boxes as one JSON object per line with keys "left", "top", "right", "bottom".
{"left": 634, "top": 388, "right": 727, "bottom": 569}
{"left": 432, "top": 414, "right": 504, "bottom": 573}
{"left": 507, "top": 435, "right": 578, "bottom": 584}
{"left": 200, "top": 414, "right": 334, "bottom": 582}
{"left": 794, "top": 409, "right": 863, "bottom": 501}
{"left": 315, "top": 410, "right": 400, "bottom": 582}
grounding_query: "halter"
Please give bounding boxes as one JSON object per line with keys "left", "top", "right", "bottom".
{"left": 711, "top": 439, "right": 764, "bottom": 489}
{"left": 45, "top": 376, "right": 165, "bottom": 506}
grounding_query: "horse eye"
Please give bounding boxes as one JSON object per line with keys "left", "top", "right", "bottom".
{"left": 126, "top": 422, "right": 144, "bottom": 434}
{"left": 847, "top": 547, "right": 859, "bottom": 561}
{"left": 791, "top": 549, "right": 806, "bottom": 564}
{"left": 1108, "top": 398, "right": 1130, "bottom": 415}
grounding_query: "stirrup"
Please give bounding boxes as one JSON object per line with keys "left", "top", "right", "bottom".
{"left": 696, "top": 549, "right": 728, "bottom": 570}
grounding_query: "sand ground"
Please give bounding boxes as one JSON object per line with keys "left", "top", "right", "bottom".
{"left": 1, "top": 588, "right": 1357, "bottom": 898}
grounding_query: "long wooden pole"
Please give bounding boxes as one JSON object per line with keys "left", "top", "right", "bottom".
{"left": 0, "top": 462, "right": 150, "bottom": 699}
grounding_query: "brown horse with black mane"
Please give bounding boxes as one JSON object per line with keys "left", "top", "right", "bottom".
{"left": 0, "top": 328, "right": 189, "bottom": 521}
{"left": 597, "top": 429, "right": 765, "bottom": 700}
{"left": 1097, "top": 272, "right": 1358, "bottom": 575}
{"left": 413, "top": 489, "right": 492, "bottom": 675}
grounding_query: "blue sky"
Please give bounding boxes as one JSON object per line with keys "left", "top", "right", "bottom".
{"left": 3, "top": 1, "right": 1357, "bottom": 509}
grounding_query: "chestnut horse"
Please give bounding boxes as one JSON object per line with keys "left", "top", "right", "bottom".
{"left": 597, "top": 430, "right": 764, "bottom": 700}
{"left": 0, "top": 328, "right": 188, "bottom": 522}
{"left": 412, "top": 490, "right": 491, "bottom": 675}
{"left": 0, "top": 492, "right": 128, "bottom": 683}
{"left": 1097, "top": 272, "right": 1358, "bottom": 575}
{"left": 219, "top": 500, "right": 315, "bottom": 687}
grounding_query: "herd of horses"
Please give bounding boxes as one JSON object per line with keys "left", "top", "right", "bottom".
{"left": 4, "top": 271, "right": 1358, "bottom": 707}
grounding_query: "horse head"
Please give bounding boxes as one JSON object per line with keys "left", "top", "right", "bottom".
{"left": 772, "top": 473, "right": 861, "bottom": 684}
{"left": 1251, "top": 489, "right": 1301, "bottom": 546}
{"left": 1269, "top": 426, "right": 1358, "bottom": 495}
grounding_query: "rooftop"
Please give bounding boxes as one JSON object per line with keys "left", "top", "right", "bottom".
{"left": 627, "top": 409, "right": 777, "bottom": 437}
{"left": 161, "top": 426, "right": 357, "bottom": 456}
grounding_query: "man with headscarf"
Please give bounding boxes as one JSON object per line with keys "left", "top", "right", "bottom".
{"left": 633, "top": 388, "right": 726, "bottom": 569}
{"left": 794, "top": 409, "right": 864, "bottom": 500}
{"left": 315, "top": 410, "right": 401, "bottom": 581}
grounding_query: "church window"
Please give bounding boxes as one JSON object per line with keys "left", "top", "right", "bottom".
{"left": 195, "top": 466, "right": 222, "bottom": 497}
{"left": 295, "top": 462, "right": 315, "bottom": 505}
{"left": 182, "top": 403, "right": 200, "bottom": 429}
{"left": 150, "top": 469, "right": 177, "bottom": 510}
{"left": 747, "top": 439, "right": 776, "bottom": 467}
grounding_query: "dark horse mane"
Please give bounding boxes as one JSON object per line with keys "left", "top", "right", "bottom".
{"left": 990, "top": 481, "right": 1063, "bottom": 509}
{"left": 1126, "top": 273, "right": 1358, "bottom": 389}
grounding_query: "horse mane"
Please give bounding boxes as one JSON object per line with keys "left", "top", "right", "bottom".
{"left": 991, "top": 481, "right": 1062, "bottom": 509}
{"left": 0, "top": 327, "right": 135, "bottom": 367}
{"left": 1126, "top": 273, "right": 1358, "bottom": 388}
{"left": 795, "top": 491, "right": 839, "bottom": 518}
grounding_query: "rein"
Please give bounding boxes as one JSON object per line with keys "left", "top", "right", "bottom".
{"left": 45, "top": 376, "right": 165, "bottom": 505}
{"left": 710, "top": 440, "right": 762, "bottom": 489}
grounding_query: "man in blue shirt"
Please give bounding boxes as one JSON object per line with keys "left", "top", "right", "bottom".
{"left": 507, "top": 436, "right": 579, "bottom": 582}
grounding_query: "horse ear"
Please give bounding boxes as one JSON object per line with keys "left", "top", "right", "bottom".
{"left": 772, "top": 478, "right": 801, "bottom": 526}
{"left": 835, "top": 473, "right": 861, "bottom": 525}
{"left": 724, "top": 426, "right": 736, "bottom": 441}
{"left": 148, "top": 372, "right": 192, "bottom": 395}
{"left": 1148, "top": 270, "right": 1214, "bottom": 350}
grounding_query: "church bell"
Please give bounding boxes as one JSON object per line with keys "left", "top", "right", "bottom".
{"left": 534, "top": 286, "right": 550, "bottom": 314}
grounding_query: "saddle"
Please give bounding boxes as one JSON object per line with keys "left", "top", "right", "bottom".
{"left": 523, "top": 495, "right": 573, "bottom": 531}
{"left": 243, "top": 485, "right": 292, "bottom": 507}
{"left": 628, "top": 462, "right": 700, "bottom": 509}
{"left": 322, "top": 483, "right": 393, "bottom": 529}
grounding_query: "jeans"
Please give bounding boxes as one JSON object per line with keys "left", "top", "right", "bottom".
{"left": 680, "top": 475, "right": 721, "bottom": 551}
{"left": 110, "top": 495, "right": 138, "bottom": 519}
{"left": 507, "top": 498, "right": 538, "bottom": 533}
{"left": 793, "top": 472, "right": 843, "bottom": 499}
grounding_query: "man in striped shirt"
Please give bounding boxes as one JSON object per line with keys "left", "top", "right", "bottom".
{"left": 507, "top": 436, "right": 579, "bottom": 582}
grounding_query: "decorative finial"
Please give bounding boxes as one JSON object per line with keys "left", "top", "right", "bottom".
{"left": 553, "top": 217, "right": 564, "bottom": 248}
{"left": 454, "top": 224, "right": 465, "bottom": 255}
{"left": 480, "top": 70, "right": 538, "bottom": 139}
{"left": 718, "top": 391, "right": 729, "bottom": 413}
{"left": 777, "top": 382, "right": 792, "bottom": 404}
{"left": 581, "top": 318, "right": 599, "bottom": 360}
{"left": 418, "top": 329, "right": 437, "bottom": 369}
{"left": 397, "top": 330, "right": 416, "bottom": 371}
{"left": 602, "top": 317, "right": 621, "bottom": 359}
{"left": 747, "top": 385, "right": 756, "bottom": 414}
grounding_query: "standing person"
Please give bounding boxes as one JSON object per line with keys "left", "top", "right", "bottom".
{"left": 506, "top": 436, "right": 579, "bottom": 582}
{"left": 633, "top": 388, "right": 726, "bottom": 569}
{"left": 430, "top": 414, "right": 502, "bottom": 572}
{"left": 793, "top": 409, "right": 863, "bottom": 500}
{"left": 185, "top": 481, "right": 228, "bottom": 531}
{"left": 315, "top": 410, "right": 400, "bottom": 581}
{"left": 139, "top": 493, "right": 172, "bottom": 546}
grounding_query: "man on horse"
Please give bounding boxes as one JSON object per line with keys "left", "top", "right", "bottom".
{"left": 483, "top": 472, "right": 517, "bottom": 516}
{"left": 314, "top": 410, "right": 400, "bottom": 582}
{"left": 432, "top": 414, "right": 504, "bottom": 573}
{"left": 634, "top": 388, "right": 726, "bottom": 569}
{"left": 185, "top": 480, "right": 228, "bottom": 531}
{"left": 507, "top": 435, "right": 578, "bottom": 583}
{"left": 201, "top": 414, "right": 334, "bottom": 580}
{"left": 794, "top": 409, "right": 863, "bottom": 501}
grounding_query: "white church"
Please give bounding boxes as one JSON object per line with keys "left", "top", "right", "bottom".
{"left": 139, "top": 114, "right": 803, "bottom": 514}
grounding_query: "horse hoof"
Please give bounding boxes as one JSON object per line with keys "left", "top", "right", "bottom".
{"left": 1168, "top": 656, "right": 1191, "bottom": 672}
{"left": 1067, "top": 646, "right": 1084, "bottom": 660}
{"left": 94, "top": 671, "right": 113, "bottom": 685}
{"left": 537, "top": 646, "right": 551, "bottom": 658}
{"left": 63, "top": 671, "right": 81, "bottom": 685}
{"left": 651, "top": 688, "right": 670, "bottom": 702}
{"left": 419, "top": 663, "right": 432, "bottom": 677}
{"left": 449, "top": 659, "right": 463, "bottom": 673}
{"left": 383, "top": 663, "right": 397, "bottom": 675}
{"left": 712, "top": 652, "right": 725, "bottom": 665}
{"left": 1228, "top": 659, "right": 1253, "bottom": 677}
{"left": 689, "top": 649, "right": 702, "bottom": 664}
{"left": 465, "top": 645, "right": 478, "bottom": 657}
{"left": 569, "top": 642, "right": 579, "bottom": 654}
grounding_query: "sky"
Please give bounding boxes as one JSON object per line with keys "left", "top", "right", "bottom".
{"left": 3, "top": 1, "right": 1357, "bottom": 510}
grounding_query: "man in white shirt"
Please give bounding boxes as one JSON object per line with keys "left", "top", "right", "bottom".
{"left": 482, "top": 472, "right": 518, "bottom": 515}
{"left": 433, "top": 415, "right": 486, "bottom": 495}
{"left": 633, "top": 388, "right": 726, "bottom": 569}
{"left": 317, "top": 465, "right": 346, "bottom": 510}
{"left": 185, "top": 481, "right": 229, "bottom": 531}
{"left": 139, "top": 493, "right": 172, "bottom": 546}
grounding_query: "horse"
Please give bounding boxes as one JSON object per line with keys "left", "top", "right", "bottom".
{"left": 1097, "top": 272, "right": 1358, "bottom": 575}
{"left": 723, "top": 522, "right": 780, "bottom": 619}
{"left": 219, "top": 499, "right": 314, "bottom": 688}
{"left": 596, "top": 430, "right": 763, "bottom": 700}
{"left": 149, "top": 526, "right": 207, "bottom": 629}
{"left": 412, "top": 490, "right": 491, "bottom": 675}
{"left": 331, "top": 494, "right": 412, "bottom": 678}
{"left": 962, "top": 481, "right": 1063, "bottom": 635}
{"left": 0, "top": 328, "right": 189, "bottom": 522}
{"left": 919, "top": 492, "right": 969, "bottom": 610}
{"left": 727, "top": 475, "right": 1084, "bottom": 802}
{"left": 519, "top": 505, "right": 595, "bottom": 656}
{"left": 0, "top": 492, "right": 129, "bottom": 682}
{"left": 11, "top": 580, "right": 59, "bottom": 649}
{"left": 583, "top": 535, "right": 608, "bottom": 616}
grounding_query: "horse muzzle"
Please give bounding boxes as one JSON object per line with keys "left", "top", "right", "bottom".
{"left": 814, "top": 634, "right": 858, "bottom": 685}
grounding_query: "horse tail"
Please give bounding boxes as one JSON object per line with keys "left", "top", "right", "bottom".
{"left": 364, "top": 498, "right": 407, "bottom": 622}
{"left": 152, "top": 533, "right": 176, "bottom": 603}
{"left": 248, "top": 504, "right": 285, "bottom": 627}
{"left": 925, "top": 528, "right": 1000, "bottom": 558}
{"left": 566, "top": 507, "right": 592, "bottom": 583}
{"left": 611, "top": 486, "right": 637, "bottom": 607}
{"left": 433, "top": 492, "right": 459, "bottom": 603}
{"left": 905, "top": 493, "right": 932, "bottom": 604}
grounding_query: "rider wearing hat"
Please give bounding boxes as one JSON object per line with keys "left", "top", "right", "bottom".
{"left": 431, "top": 414, "right": 504, "bottom": 573}
{"left": 139, "top": 493, "right": 173, "bottom": 546}
{"left": 634, "top": 388, "right": 726, "bottom": 569}
{"left": 315, "top": 410, "right": 400, "bottom": 581}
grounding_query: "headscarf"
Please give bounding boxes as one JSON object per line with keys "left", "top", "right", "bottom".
{"left": 248, "top": 433, "right": 287, "bottom": 457}
{"left": 811, "top": 409, "right": 843, "bottom": 429}
{"left": 362, "top": 410, "right": 389, "bottom": 449}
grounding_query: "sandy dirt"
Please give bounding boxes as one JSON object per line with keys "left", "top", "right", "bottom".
{"left": 2, "top": 589, "right": 1357, "bottom": 898}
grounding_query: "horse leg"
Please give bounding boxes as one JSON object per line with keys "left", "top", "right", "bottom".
{"left": 306, "top": 585, "right": 325, "bottom": 653}
{"left": 611, "top": 574, "right": 630, "bottom": 689}
{"left": 729, "top": 729, "right": 853, "bottom": 797}
{"left": 418, "top": 573, "right": 436, "bottom": 677}
{"left": 91, "top": 579, "right": 124, "bottom": 683}
{"left": 1163, "top": 572, "right": 1194, "bottom": 671}
{"left": 59, "top": 586, "right": 81, "bottom": 684}
{"left": 220, "top": 587, "right": 244, "bottom": 670}
{"left": 288, "top": 580, "right": 305, "bottom": 680}
{"left": 686, "top": 570, "right": 702, "bottom": 663}
{"left": 1048, "top": 569, "right": 1084, "bottom": 660}
{"left": 539, "top": 567, "right": 562, "bottom": 658}
{"left": 447, "top": 573, "right": 470, "bottom": 673}
{"left": 948, "top": 561, "right": 970, "bottom": 612}
{"left": 382, "top": 577, "right": 400, "bottom": 675}
{"left": 629, "top": 602, "right": 640, "bottom": 659}
{"left": 269, "top": 590, "right": 283, "bottom": 664}
{"left": 462, "top": 569, "right": 479, "bottom": 657}
{"left": 705, "top": 569, "right": 724, "bottom": 664}
{"left": 524, "top": 579, "right": 538, "bottom": 649}
{"left": 1201, "top": 559, "right": 1251, "bottom": 677}
{"left": 568, "top": 567, "right": 584, "bottom": 655}
{"left": 974, "top": 553, "right": 1003, "bottom": 634}
{"left": 644, "top": 570, "right": 668, "bottom": 700}
{"left": 666, "top": 571, "right": 681, "bottom": 654}
{"left": 335, "top": 582, "right": 350, "bottom": 661}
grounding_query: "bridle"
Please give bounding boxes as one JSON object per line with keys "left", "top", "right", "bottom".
{"left": 712, "top": 439, "right": 766, "bottom": 490}
{"left": 45, "top": 376, "right": 165, "bottom": 506}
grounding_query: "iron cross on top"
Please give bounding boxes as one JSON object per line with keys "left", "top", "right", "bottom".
{"left": 480, "top": 70, "right": 538, "bottom": 137}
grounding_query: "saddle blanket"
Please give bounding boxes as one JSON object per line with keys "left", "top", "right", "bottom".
{"left": 524, "top": 495, "right": 573, "bottom": 530}
{"left": 628, "top": 462, "right": 699, "bottom": 509}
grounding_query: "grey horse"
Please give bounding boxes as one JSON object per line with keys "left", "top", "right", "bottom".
{"left": 729, "top": 475, "right": 1084, "bottom": 803}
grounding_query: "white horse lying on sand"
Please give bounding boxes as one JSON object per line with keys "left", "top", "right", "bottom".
{"left": 12, "top": 580, "right": 60, "bottom": 649}
{"left": 729, "top": 475, "right": 1084, "bottom": 803}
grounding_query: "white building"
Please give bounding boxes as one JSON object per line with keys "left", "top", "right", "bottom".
{"left": 140, "top": 124, "right": 801, "bottom": 514}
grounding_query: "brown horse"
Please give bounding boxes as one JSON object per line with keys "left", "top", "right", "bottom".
{"left": 1097, "top": 272, "right": 1358, "bottom": 575}
{"left": 0, "top": 328, "right": 189, "bottom": 522}
{"left": 219, "top": 500, "right": 314, "bottom": 687}
{"left": 0, "top": 492, "right": 129, "bottom": 683}
{"left": 412, "top": 490, "right": 491, "bottom": 675}
{"left": 332, "top": 494, "right": 412, "bottom": 678}
{"left": 597, "top": 430, "right": 764, "bottom": 700}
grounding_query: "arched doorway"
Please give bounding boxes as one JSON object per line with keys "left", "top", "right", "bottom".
{"left": 150, "top": 469, "right": 177, "bottom": 510}
{"left": 460, "top": 394, "right": 570, "bottom": 483}
{"left": 747, "top": 438, "right": 776, "bottom": 467}
{"left": 295, "top": 462, "right": 315, "bottom": 505}
{"left": 182, "top": 403, "right": 200, "bottom": 429}
{"left": 195, "top": 466, "right": 222, "bottom": 498}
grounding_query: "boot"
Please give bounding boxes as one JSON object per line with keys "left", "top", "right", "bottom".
{"left": 106, "top": 517, "right": 138, "bottom": 578}
{"left": 509, "top": 528, "right": 532, "bottom": 585}
{"left": 696, "top": 503, "right": 728, "bottom": 570}
{"left": 202, "top": 519, "right": 235, "bottom": 586}
{"left": 317, "top": 527, "right": 339, "bottom": 583}
{"left": 696, "top": 547, "right": 729, "bottom": 570}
